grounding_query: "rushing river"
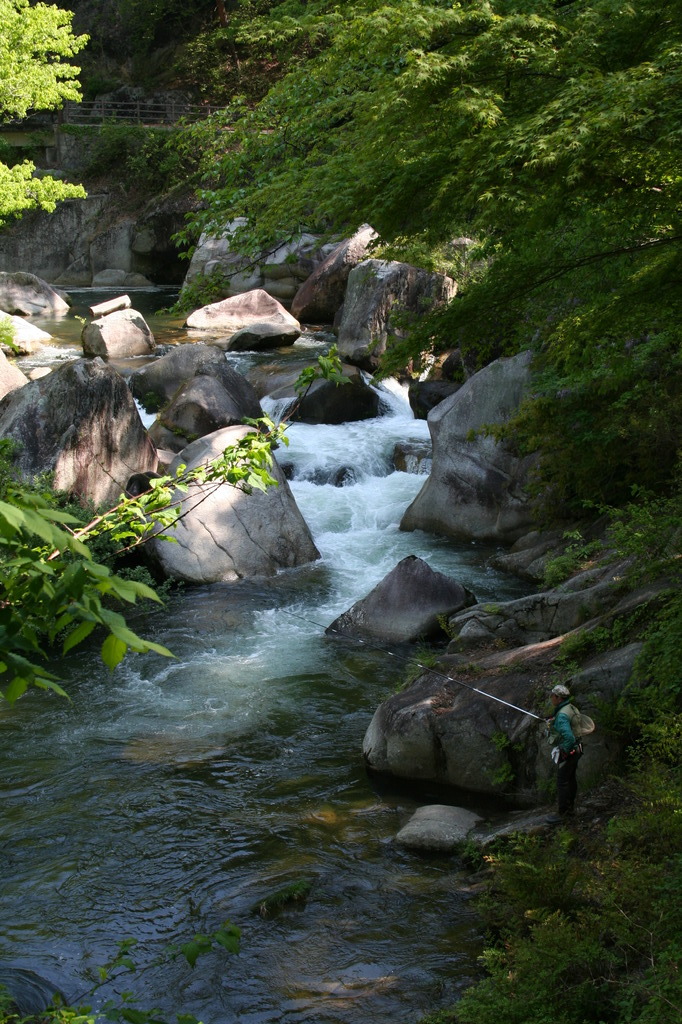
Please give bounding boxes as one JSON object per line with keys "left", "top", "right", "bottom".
{"left": 0, "top": 291, "right": 530, "bottom": 1023}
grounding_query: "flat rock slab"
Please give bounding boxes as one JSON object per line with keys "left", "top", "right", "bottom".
{"left": 396, "top": 804, "right": 484, "bottom": 852}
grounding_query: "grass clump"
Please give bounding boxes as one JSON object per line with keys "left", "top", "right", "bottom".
{"left": 253, "top": 879, "right": 313, "bottom": 918}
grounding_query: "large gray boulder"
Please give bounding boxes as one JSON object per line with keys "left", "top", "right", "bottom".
{"left": 363, "top": 638, "right": 626, "bottom": 803}
{"left": 327, "top": 555, "right": 476, "bottom": 643}
{"left": 185, "top": 288, "right": 301, "bottom": 339}
{"left": 0, "top": 272, "right": 70, "bottom": 315}
{"left": 0, "top": 358, "right": 157, "bottom": 506}
{"left": 81, "top": 308, "right": 156, "bottom": 358}
{"left": 182, "top": 222, "right": 336, "bottom": 308}
{"left": 129, "top": 343, "right": 259, "bottom": 410}
{"left": 149, "top": 426, "right": 320, "bottom": 583}
{"left": 267, "top": 364, "right": 380, "bottom": 424}
{"left": 148, "top": 373, "right": 262, "bottom": 452}
{"left": 336, "top": 260, "right": 456, "bottom": 370}
{"left": 401, "top": 351, "right": 535, "bottom": 544}
{"left": 291, "top": 224, "right": 378, "bottom": 323}
{"left": 0, "top": 350, "right": 29, "bottom": 400}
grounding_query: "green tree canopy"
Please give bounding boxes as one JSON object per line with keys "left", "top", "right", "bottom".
{"left": 182, "top": 0, "right": 681, "bottom": 511}
{"left": 0, "top": 0, "right": 88, "bottom": 224}
{"left": 186, "top": 0, "right": 679, "bottom": 249}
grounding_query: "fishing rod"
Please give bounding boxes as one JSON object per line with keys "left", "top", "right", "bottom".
{"left": 284, "top": 609, "right": 545, "bottom": 722}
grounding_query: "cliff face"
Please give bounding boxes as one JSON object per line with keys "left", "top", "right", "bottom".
{"left": 0, "top": 187, "right": 197, "bottom": 286}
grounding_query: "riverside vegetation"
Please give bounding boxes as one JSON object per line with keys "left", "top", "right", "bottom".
{"left": 1, "top": 2, "right": 680, "bottom": 1023}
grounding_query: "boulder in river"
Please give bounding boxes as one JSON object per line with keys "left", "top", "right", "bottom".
{"left": 148, "top": 373, "right": 263, "bottom": 452}
{"left": 149, "top": 425, "right": 320, "bottom": 583}
{"left": 0, "top": 350, "right": 29, "bottom": 400}
{"left": 81, "top": 308, "right": 156, "bottom": 358}
{"left": 326, "top": 555, "right": 477, "bottom": 643}
{"left": 396, "top": 805, "right": 484, "bottom": 852}
{"left": 185, "top": 288, "right": 301, "bottom": 340}
{"left": 401, "top": 351, "right": 536, "bottom": 544}
{"left": 0, "top": 357, "right": 157, "bottom": 506}
{"left": 224, "top": 320, "right": 302, "bottom": 351}
{"left": 0, "top": 271, "right": 70, "bottom": 316}
{"left": 392, "top": 440, "right": 432, "bottom": 475}
{"left": 267, "top": 364, "right": 380, "bottom": 424}
{"left": 0, "top": 312, "right": 51, "bottom": 355}
{"left": 336, "top": 260, "right": 456, "bottom": 370}
{"left": 129, "top": 342, "right": 260, "bottom": 412}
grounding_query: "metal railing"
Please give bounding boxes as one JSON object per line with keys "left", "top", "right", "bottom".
{"left": 60, "top": 99, "right": 223, "bottom": 126}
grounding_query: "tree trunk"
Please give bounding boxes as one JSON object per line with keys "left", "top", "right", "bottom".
{"left": 89, "top": 295, "right": 132, "bottom": 319}
{"left": 215, "top": 0, "right": 228, "bottom": 26}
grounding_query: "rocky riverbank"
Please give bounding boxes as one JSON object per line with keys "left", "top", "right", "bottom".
{"left": 0, "top": 231, "right": 651, "bottom": 828}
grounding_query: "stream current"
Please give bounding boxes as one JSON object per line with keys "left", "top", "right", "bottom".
{"left": 0, "top": 291, "right": 530, "bottom": 1023}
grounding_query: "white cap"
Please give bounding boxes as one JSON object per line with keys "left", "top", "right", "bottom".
{"left": 551, "top": 684, "right": 570, "bottom": 697}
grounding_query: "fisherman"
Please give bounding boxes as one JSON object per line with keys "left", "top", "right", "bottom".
{"left": 546, "top": 683, "right": 583, "bottom": 824}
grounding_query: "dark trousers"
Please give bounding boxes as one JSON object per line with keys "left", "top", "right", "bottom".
{"left": 557, "top": 747, "right": 582, "bottom": 814}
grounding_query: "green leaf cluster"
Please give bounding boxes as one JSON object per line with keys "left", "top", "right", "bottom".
{"left": 293, "top": 343, "right": 348, "bottom": 396}
{"left": 185, "top": 1, "right": 679, "bottom": 251}
{"left": 0, "top": 418, "right": 287, "bottom": 704}
{"left": 0, "top": 0, "right": 88, "bottom": 120}
{"left": 0, "top": 488, "right": 172, "bottom": 704}
{"left": 0, "top": 0, "right": 88, "bottom": 224}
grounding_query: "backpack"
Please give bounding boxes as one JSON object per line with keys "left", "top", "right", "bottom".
{"left": 562, "top": 703, "right": 595, "bottom": 739}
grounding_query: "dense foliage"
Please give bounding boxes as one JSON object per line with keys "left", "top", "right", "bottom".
{"left": 430, "top": 750, "right": 682, "bottom": 1024}
{"left": 180, "top": 0, "right": 681, "bottom": 512}
{"left": 176, "top": 9, "right": 682, "bottom": 1023}
{"left": 1, "top": 2, "right": 680, "bottom": 1022}
{"left": 0, "top": 0, "right": 87, "bottom": 223}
